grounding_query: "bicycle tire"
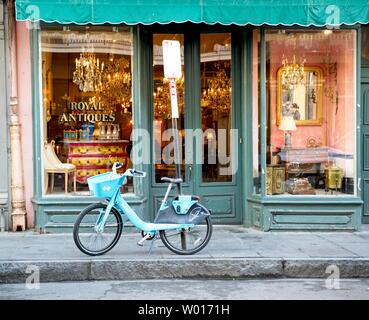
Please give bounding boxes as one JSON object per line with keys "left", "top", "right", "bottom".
{"left": 73, "top": 202, "right": 123, "bottom": 256}
{"left": 159, "top": 216, "right": 213, "bottom": 255}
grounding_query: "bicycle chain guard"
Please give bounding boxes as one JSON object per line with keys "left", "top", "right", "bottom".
{"left": 154, "top": 201, "right": 210, "bottom": 225}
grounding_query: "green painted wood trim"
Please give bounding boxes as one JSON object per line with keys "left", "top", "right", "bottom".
{"left": 362, "top": 67, "right": 369, "bottom": 81}
{"left": 33, "top": 200, "right": 147, "bottom": 233}
{"left": 0, "top": 3, "right": 9, "bottom": 200}
{"left": 357, "top": 26, "right": 363, "bottom": 201}
{"left": 248, "top": 196, "right": 363, "bottom": 205}
{"left": 231, "top": 31, "right": 242, "bottom": 187}
{"left": 188, "top": 30, "right": 200, "bottom": 191}
{"left": 0, "top": 3, "right": 10, "bottom": 230}
{"left": 132, "top": 25, "right": 151, "bottom": 208}
{"left": 244, "top": 30, "right": 254, "bottom": 198}
{"left": 31, "top": 195, "right": 148, "bottom": 205}
{"left": 264, "top": 206, "right": 362, "bottom": 231}
{"left": 30, "top": 27, "right": 43, "bottom": 199}
{"left": 261, "top": 198, "right": 363, "bottom": 205}
{"left": 240, "top": 29, "right": 253, "bottom": 227}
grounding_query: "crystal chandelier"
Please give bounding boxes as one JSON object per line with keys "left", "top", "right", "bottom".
{"left": 73, "top": 52, "right": 104, "bottom": 92}
{"left": 201, "top": 61, "right": 232, "bottom": 113}
{"left": 96, "top": 57, "right": 132, "bottom": 111}
{"left": 281, "top": 55, "right": 306, "bottom": 90}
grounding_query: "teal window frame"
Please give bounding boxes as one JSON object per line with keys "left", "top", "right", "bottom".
{"left": 257, "top": 25, "right": 363, "bottom": 203}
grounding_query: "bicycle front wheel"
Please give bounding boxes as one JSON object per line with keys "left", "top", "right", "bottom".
{"left": 159, "top": 217, "right": 212, "bottom": 255}
{"left": 73, "top": 202, "right": 123, "bottom": 256}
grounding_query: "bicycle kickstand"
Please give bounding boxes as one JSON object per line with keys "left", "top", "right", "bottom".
{"left": 148, "top": 234, "right": 160, "bottom": 256}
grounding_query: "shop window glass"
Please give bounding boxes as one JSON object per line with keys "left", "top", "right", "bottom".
{"left": 153, "top": 34, "right": 185, "bottom": 183}
{"left": 41, "top": 26, "right": 134, "bottom": 196}
{"left": 362, "top": 26, "right": 369, "bottom": 66}
{"left": 200, "top": 33, "right": 232, "bottom": 183}
{"left": 265, "top": 29, "right": 356, "bottom": 196}
{"left": 252, "top": 29, "right": 261, "bottom": 194}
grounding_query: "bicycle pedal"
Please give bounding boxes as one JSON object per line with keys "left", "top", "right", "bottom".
{"left": 137, "top": 234, "right": 151, "bottom": 246}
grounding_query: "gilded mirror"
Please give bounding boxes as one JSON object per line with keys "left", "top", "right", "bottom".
{"left": 277, "top": 66, "right": 323, "bottom": 126}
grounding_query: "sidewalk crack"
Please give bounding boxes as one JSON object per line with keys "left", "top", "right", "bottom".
{"left": 314, "top": 234, "right": 360, "bottom": 258}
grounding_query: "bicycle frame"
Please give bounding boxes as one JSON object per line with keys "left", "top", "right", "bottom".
{"left": 96, "top": 175, "right": 194, "bottom": 234}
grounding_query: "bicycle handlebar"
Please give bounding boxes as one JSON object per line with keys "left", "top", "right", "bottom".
{"left": 112, "top": 162, "right": 146, "bottom": 178}
{"left": 130, "top": 168, "right": 146, "bottom": 177}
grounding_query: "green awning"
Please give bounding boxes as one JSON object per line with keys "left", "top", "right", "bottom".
{"left": 15, "top": 0, "right": 369, "bottom": 27}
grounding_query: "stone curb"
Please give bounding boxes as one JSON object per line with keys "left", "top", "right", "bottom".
{"left": 1, "top": 258, "right": 369, "bottom": 284}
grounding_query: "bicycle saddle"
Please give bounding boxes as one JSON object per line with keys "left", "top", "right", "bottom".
{"left": 161, "top": 177, "right": 183, "bottom": 184}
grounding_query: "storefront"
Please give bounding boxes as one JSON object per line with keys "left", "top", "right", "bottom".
{"left": 12, "top": 0, "right": 369, "bottom": 232}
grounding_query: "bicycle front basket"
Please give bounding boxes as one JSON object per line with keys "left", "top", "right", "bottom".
{"left": 87, "top": 172, "right": 125, "bottom": 198}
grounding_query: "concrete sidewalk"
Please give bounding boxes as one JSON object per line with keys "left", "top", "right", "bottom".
{"left": 0, "top": 225, "right": 369, "bottom": 283}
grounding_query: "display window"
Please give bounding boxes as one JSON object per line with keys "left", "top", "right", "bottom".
{"left": 41, "top": 26, "right": 134, "bottom": 196}
{"left": 252, "top": 29, "right": 261, "bottom": 194}
{"left": 264, "top": 29, "right": 356, "bottom": 196}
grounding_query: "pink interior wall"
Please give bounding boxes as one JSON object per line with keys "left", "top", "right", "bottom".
{"left": 326, "top": 40, "right": 356, "bottom": 154}
{"left": 268, "top": 32, "right": 356, "bottom": 154}
{"left": 16, "top": 22, "right": 34, "bottom": 228}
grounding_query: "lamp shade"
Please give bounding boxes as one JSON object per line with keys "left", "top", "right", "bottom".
{"left": 279, "top": 116, "right": 297, "bottom": 131}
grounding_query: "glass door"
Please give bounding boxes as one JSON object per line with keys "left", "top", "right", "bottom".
{"left": 200, "top": 33, "right": 233, "bottom": 183}
{"left": 150, "top": 31, "right": 242, "bottom": 223}
{"left": 152, "top": 33, "right": 186, "bottom": 183}
{"left": 151, "top": 33, "right": 194, "bottom": 214}
{"left": 192, "top": 33, "right": 241, "bottom": 223}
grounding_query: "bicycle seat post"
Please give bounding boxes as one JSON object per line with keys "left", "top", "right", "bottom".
{"left": 162, "top": 182, "right": 174, "bottom": 208}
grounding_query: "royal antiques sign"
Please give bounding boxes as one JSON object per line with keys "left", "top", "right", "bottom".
{"left": 59, "top": 101, "right": 116, "bottom": 124}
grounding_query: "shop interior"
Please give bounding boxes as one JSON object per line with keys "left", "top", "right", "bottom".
{"left": 41, "top": 27, "right": 134, "bottom": 195}
{"left": 264, "top": 29, "right": 356, "bottom": 196}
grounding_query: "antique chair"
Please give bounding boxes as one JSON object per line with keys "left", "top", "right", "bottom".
{"left": 44, "top": 140, "right": 77, "bottom": 194}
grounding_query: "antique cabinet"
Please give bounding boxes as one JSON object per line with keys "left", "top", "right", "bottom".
{"left": 279, "top": 147, "right": 329, "bottom": 166}
{"left": 65, "top": 140, "right": 129, "bottom": 184}
{"left": 278, "top": 147, "right": 330, "bottom": 186}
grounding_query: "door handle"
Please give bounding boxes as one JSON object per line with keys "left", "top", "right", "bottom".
{"left": 189, "top": 165, "right": 193, "bottom": 181}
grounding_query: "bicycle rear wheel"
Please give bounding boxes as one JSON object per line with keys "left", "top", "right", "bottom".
{"left": 73, "top": 202, "right": 123, "bottom": 256}
{"left": 159, "top": 216, "right": 212, "bottom": 255}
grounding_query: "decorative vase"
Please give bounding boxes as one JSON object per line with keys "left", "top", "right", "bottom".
{"left": 106, "top": 125, "right": 112, "bottom": 140}
{"left": 100, "top": 125, "right": 106, "bottom": 139}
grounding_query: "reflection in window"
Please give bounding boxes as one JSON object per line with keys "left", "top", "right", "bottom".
{"left": 362, "top": 25, "right": 369, "bottom": 66}
{"left": 41, "top": 26, "right": 134, "bottom": 196}
{"left": 253, "top": 29, "right": 261, "bottom": 194}
{"left": 153, "top": 34, "right": 185, "bottom": 183}
{"left": 200, "top": 33, "right": 232, "bottom": 183}
{"left": 265, "top": 29, "right": 356, "bottom": 196}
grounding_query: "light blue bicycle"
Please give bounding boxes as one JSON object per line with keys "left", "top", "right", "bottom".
{"left": 73, "top": 162, "right": 213, "bottom": 256}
